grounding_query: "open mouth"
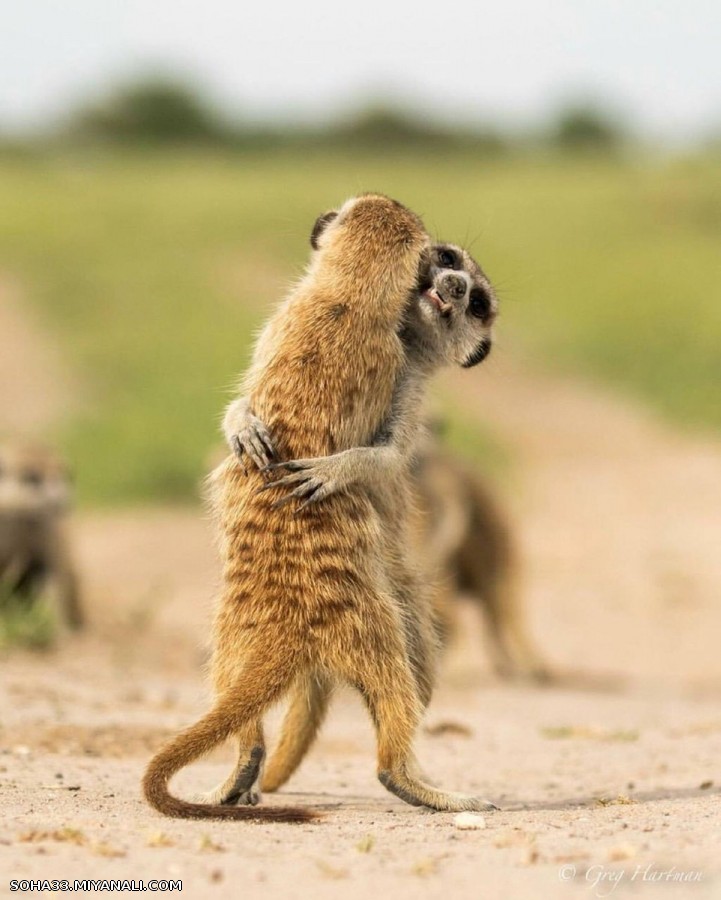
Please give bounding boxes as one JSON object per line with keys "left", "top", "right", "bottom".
{"left": 423, "top": 287, "right": 453, "bottom": 317}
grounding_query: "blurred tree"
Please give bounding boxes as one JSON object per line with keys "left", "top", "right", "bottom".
{"left": 66, "top": 81, "right": 508, "bottom": 153}
{"left": 74, "top": 77, "right": 226, "bottom": 144}
{"left": 331, "top": 104, "right": 506, "bottom": 155}
{"left": 551, "top": 104, "right": 624, "bottom": 151}
{"left": 338, "top": 106, "right": 437, "bottom": 145}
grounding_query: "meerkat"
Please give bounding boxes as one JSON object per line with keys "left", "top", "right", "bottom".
{"left": 411, "top": 434, "right": 549, "bottom": 681}
{"left": 224, "top": 241, "right": 499, "bottom": 794}
{"left": 0, "top": 442, "right": 82, "bottom": 630}
{"left": 144, "top": 194, "right": 496, "bottom": 821}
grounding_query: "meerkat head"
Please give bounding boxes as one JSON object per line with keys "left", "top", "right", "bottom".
{"left": 0, "top": 444, "right": 72, "bottom": 518}
{"left": 309, "top": 194, "right": 427, "bottom": 254}
{"left": 408, "top": 242, "right": 497, "bottom": 369}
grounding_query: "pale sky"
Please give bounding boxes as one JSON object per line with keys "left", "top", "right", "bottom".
{"left": 3, "top": 0, "right": 721, "bottom": 143}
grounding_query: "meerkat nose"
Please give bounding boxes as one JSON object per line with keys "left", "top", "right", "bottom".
{"left": 441, "top": 274, "right": 467, "bottom": 300}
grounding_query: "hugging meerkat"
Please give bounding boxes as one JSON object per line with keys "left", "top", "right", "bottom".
{"left": 144, "top": 194, "right": 496, "bottom": 821}
{"left": 225, "top": 241, "right": 501, "bottom": 793}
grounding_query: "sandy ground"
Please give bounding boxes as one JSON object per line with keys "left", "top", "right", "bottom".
{"left": 1, "top": 286, "right": 721, "bottom": 899}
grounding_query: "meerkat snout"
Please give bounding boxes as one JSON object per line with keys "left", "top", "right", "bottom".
{"left": 439, "top": 272, "right": 469, "bottom": 302}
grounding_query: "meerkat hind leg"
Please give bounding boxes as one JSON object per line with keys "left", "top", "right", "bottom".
{"left": 192, "top": 719, "right": 265, "bottom": 806}
{"left": 344, "top": 615, "right": 498, "bottom": 813}
{"left": 262, "top": 673, "right": 332, "bottom": 793}
{"left": 372, "top": 682, "right": 498, "bottom": 812}
{"left": 481, "top": 573, "right": 550, "bottom": 682}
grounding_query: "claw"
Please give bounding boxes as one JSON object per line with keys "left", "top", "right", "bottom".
{"left": 295, "top": 488, "right": 324, "bottom": 513}
{"left": 296, "top": 480, "right": 335, "bottom": 512}
{"left": 233, "top": 436, "right": 248, "bottom": 476}
{"left": 270, "top": 492, "right": 298, "bottom": 511}
{"left": 248, "top": 435, "right": 271, "bottom": 470}
{"left": 259, "top": 434, "right": 276, "bottom": 462}
{"left": 270, "top": 480, "right": 321, "bottom": 510}
{"left": 291, "top": 485, "right": 322, "bottom": 512}
{"left": 263, "top": 459, "right": 308, "bottom": 473}
{"left": 256, "top": 472, "right": 307, "bottom": 494}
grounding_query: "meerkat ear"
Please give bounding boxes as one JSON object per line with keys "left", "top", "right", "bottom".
{"left": 310, "top": 210, "right": 339, "bottom": 250}
{"left": 462, "top": 338, "right": 492, "bottom": 368}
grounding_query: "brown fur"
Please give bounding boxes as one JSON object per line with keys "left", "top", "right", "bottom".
{"left": 143, "top": 195, "right": 491, "bottom": 821}
{"left": 0, "top": 442, "right": 82, "bottom": 630}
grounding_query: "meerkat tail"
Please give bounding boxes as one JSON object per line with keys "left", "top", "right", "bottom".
{"left": 143, "top": 678, "right": 319, "bottom": 822}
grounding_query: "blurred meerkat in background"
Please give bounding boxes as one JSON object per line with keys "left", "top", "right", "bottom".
{"left": 411, "top": 428, "right": 549, "bottom": 682}
{"left": 0, "top": 442, "right": 83, "bottom": 630}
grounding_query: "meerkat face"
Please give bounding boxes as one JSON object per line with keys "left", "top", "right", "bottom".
{"left": 0, "top": 445, "right": 72, "bottom": 518}
{"left": 412, "top": 242, "right": 497, "bottom": 369}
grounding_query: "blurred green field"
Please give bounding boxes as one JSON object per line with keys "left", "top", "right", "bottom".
{"left": 0, "top": 151, "right": 718, "bottom": 505}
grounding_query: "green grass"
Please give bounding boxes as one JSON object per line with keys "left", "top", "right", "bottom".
{"left": 0, "top": 150, "right": 718, "bottom": 504}
{"left": 0, "top": 588, "right": 56, "bottom": 651}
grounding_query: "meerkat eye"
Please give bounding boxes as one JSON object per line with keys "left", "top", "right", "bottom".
{"left": 437, "top": 248, "right": 457, "bottom": 269}
{"left": 468, "top": 289, "right": 491, "bottom": 320}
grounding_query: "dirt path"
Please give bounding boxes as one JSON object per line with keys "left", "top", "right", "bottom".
{"left": 1, "top": 288, "right": 720, "bottom": 898}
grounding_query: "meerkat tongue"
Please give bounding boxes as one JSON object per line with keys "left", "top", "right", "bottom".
{"left": 425, "top": 288, "right": 452, "bottom": 315}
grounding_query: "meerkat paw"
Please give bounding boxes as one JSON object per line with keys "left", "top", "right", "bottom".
{"left": 258, "top": 457, "right": 342, "bottom": 511}
{"left": 447, "top": 794, "right": 500, "bottom": 812}
{"left": 232, "top": 415, "right": 276, "bottom": 473}
{"left": 378, "top": 770, "right": 499, "bottom": 812}
{"left": 191, "top": 745, "right": 265, "bottom": 806}
{"left": 187, "top": 785, "right": 262, "bottom": 807}
{"left": 221, "top": 786, "right": 262, "bottom": 807}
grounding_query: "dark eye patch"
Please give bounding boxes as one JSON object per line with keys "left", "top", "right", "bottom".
{"left": 462, "top": 338, "right": 492, "bottom": 368}
{"left": 468, "top": 288, "right": 491, "bottom": 320}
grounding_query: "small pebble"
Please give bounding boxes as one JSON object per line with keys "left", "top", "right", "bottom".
{"left": 453, "top": 813, "right": 487, "bottom": 830}
{"left": 608, "top": 843, "right": 637, "bottom": 861}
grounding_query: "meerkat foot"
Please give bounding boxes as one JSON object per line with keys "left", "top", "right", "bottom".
{"left": 378, "top": 770, "right": 498, "bottom": 812}
{"left": 191, "top": 745, "right": 265, "bottom": 807}
{"left": 491, "top": 642, "right": 553, "bottom": 684}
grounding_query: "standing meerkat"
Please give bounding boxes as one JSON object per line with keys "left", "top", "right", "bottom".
{"left": 0, "top": 442, "right": 82, "bottom": 631}
{"left": 144, "top": 194, "right": 495, "bottom": 821}
{"left": 225, "top": 241, "right": 500, "bottom": 794}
